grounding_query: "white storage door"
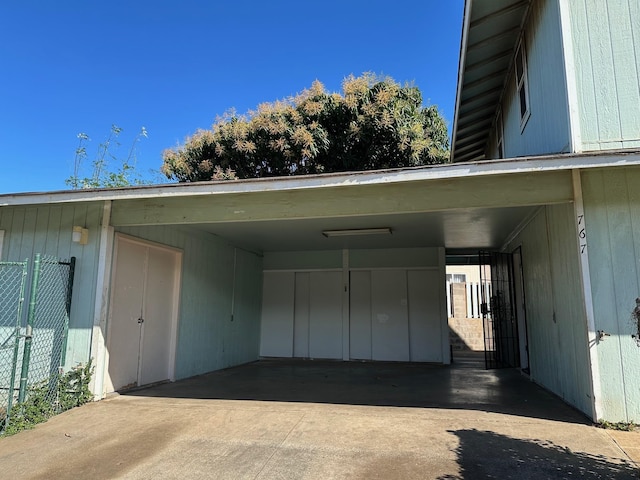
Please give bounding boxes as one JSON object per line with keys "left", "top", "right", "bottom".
{"left": 371, "top": 270, "right": 410, "bottom": 361}
{"left": 308, "top": 271, "right": 343, "bottom": 359}
{"left": 349, "top": 271, "right": 372, "bottom": 360}
{"left": 260, "top": 272, "right": 295, "bottom": 357}
{"left": 408, "top": 269, "right": 443, "bottom": 362}
{"left": 293, "top": 272, "right": 310, "bottom": 358}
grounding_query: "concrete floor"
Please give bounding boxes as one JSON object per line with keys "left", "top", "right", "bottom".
{"left": 1, "top": 356, "right": 638, "bottom": 479}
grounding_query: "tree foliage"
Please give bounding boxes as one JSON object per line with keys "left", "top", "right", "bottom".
{"left": 66, "top": 125, "right": 149, "bottom": 189}
{"left": 161, "top": 73, "right": 450, "bottom": 182}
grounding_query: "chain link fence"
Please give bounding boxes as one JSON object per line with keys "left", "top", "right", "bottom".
{"left": 0, "top": 255, "right": 75, "bottom": 434}
{"left": 0, "top": 260, "right": 29, "bottom": 430}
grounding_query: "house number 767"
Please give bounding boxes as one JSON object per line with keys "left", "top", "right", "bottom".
{"left": 577, "top": 214, "right": 587, "bottom": 254}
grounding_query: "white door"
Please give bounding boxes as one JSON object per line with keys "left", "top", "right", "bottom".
{"left": 106, "top": 235, "right": 181, "bottom": 392}
{"left": 371, "top": 270, "right": 410, "bottom": 361}
{"left": 308, "top": 271, "right": 343, "bottom": 359}
{"left": 350, "top": 269, "right": 444, "bottom": 362}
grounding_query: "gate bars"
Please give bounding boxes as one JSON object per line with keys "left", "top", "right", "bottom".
{"left": 0, "top": 254, "right": 75, "bottom": 433}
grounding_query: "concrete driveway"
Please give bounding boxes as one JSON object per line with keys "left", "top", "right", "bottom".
{"left": 1, "top": 357, "right": 638, "bottom": 479}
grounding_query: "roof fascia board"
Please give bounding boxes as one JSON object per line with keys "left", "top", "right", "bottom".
{"left": 450, "top": 0, "right": 473, "bottom": 162}
{"left": 2, "top": 150, "right": 639, "bottom": 207}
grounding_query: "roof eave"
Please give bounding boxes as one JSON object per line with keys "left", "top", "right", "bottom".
{"left": 450, "top": 0, "right": 474, "bottom": 163}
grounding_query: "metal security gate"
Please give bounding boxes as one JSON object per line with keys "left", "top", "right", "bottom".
{"left": 0, "top": 254, "right": 75, "bottom": 433}
{"left": 479, "top": 251, "right": 520, "bottom": 369}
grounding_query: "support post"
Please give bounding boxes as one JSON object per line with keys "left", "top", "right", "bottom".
{"left": 18, "top": 254, "right": 42, "bottom": 403}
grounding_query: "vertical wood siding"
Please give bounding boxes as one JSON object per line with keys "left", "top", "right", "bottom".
{"left": 505, "top": 204, "right": 592, "bottom": 416}
{"left": 569, "top": 0, "right": 640, "bottom": 151}
{"left": 489, "top": 0, "right": 572, "bottom": 159}
{"left": 0, "top": 203, "right": 103, "bottom": 367}
{"left": 117, "top": 225, "right": 263, "bottom": 380}
{"left": 582, "top": 167, "right": 640, "bottom": 422}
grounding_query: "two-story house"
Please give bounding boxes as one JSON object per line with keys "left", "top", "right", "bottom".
{"left": 0, "top": 0, "right": 637, "bottom": 424}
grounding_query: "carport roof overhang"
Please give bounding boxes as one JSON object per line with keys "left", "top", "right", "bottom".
{"left": 2, "top": 150, "right": 639, "bottom": 253}
{"left": 451, "top": 0, "right": 531, "bottom": 163}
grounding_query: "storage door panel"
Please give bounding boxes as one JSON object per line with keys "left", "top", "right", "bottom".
{"left": 140, "top": 245, "right": 178, "bottom": 385}
{"left": 371, "top": 270, "right": 409, "bottom": 361}
{"left": 260, "top": 272, "right": 295, "bottom": 357}
{"left": 349, "top": 271, "right": 372, "bottom": 360}
{"left": 308, "top": 271, "right": 343, "bottom": 359}
{"left": 106, "top": 239, "right": 146, "bottom": 392}
{"left": 408, "top": 269, "right": 442, "bottom": 362}
{"left": 293, "top": 272, "right": 310, "bottom": 358}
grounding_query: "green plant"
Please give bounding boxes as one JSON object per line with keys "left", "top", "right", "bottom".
{"left": 597, "top": 420, "right": 638, "bottom": 431}
{"left": 66, "top": 125, "right": 150, "bottom": 189}
{"left": 1, "top": 360, "right": 93, "bottom": 436}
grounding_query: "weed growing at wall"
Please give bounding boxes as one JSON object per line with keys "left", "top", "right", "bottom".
{"left": 1, "top": 360, "right": 93, "bottom": 436}
{"left": 597, "top": 420, "right": 638, "bottom": 432}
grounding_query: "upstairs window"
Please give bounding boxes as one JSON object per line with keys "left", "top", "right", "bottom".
{"left": 515, "top": 39, "right": 530, "bottom": 130}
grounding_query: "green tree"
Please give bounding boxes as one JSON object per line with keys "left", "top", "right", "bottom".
{"left": 66, "top": 125, "right": 149, "bottom": 189}
{"left": 161, "top": 73, "right": 449, "bottom": 182}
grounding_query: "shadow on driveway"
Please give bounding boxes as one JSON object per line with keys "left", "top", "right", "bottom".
{"left": 439, "top": 429, "right": 639, "bottom": 479}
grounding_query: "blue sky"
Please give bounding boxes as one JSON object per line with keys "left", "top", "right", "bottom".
{"left": 0, "top": 1, "right": 464, "bottom": 194}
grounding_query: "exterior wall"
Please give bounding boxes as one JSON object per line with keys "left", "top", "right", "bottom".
{"left": 504, "top": 204, "right": 593, "bottom": 417}
{"left": 581, "top": 166, "right": 640, "bottom": 422}
{"left": 488, "top": 0, "right": 572, "bottom": 159}
{"left": 569, "top": 0, "right": 640, "bottom": 152}
{"left": 447, "top": 265, "right": 482, "bottom": 284}
{"left": 117, "top": 225, "right": 263, "bottom": 380}
{"left": 0, "top": 203, "right": 103, "bottom": 368}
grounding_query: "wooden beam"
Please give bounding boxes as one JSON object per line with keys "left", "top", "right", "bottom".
{"left": 111, "top": 171, "right": 574, "bottom": 226}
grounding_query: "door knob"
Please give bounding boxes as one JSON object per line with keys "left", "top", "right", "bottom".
{"left": 137, "top": 317, "right": 144, "bottom": 324}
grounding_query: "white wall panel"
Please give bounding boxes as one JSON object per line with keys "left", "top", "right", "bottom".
{"left": 371, "top": 270, "right": 410, "bottom": 361}
{"left": 408, "top": 270, "right": 442, "bottom": 362}
{"left": 293, "top": 272, "right": 310, "bottom": 357}
{"left": 349, "top": 271, "right": 372, "bottom": 360}
{"left": 309, "top": 271, "right": 343, "bottom": 359}
{"left": 260, "top": 271, "right": 294, "bottom": 357}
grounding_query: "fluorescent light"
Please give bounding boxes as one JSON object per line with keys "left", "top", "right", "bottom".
{"left": 322, "top": 228, "right": 392, "bottom": 237}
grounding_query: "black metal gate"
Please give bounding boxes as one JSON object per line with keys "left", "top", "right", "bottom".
{"left": 479, "top": 251, "right": 520, "bottom": 369}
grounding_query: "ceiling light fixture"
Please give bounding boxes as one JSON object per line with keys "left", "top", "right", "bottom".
{"left": 322, "top": 228, "right": 392, "bottom": 237}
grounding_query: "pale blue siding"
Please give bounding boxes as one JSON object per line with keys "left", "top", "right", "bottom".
{"left": 349, "top": 248, "right": 440, "bottom": 269}
{"left": 582, "top": 166, "right": 640, "bottom": 422}
{"left": 488, "top": 0, "right": 572, "bottom": 159}
{"left": 569, "top": 0, "right": 640, "bottom": 151}
{"left": 504, "top": 204, "right": 592, "bottom": 417}
{"left": 117, "top": 225, "right": 263, "bottom": 380}
{"left": 0, "top": 203, "right": 103, "bottom": 367}
{"left": 264, "top": 248, "right": 441, "bottom": 270}
{"left": 263, "top": 250, "right": 342, "bottom": 270}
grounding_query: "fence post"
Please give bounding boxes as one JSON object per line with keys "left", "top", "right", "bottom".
{"left": 18, "top": 254, "right": 41, "bottom": 403}
{"left": 59, "top": 257, "right": 76, "bottom": 367}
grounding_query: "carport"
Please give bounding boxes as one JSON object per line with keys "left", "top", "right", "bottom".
{"left": 84, "top": 154, "right": 602, "bottom": 420}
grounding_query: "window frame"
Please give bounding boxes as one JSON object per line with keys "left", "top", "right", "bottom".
{"left": 515, "top": 38, "right": 531, "bottom": 131}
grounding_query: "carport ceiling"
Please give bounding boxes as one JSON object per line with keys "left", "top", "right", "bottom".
{"left": 190, "top": 205, "right": 537, "bottom": 253}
